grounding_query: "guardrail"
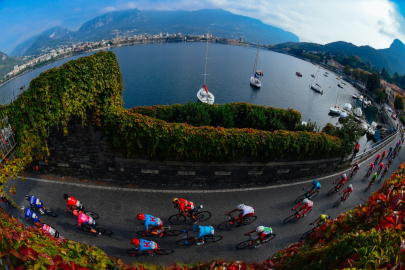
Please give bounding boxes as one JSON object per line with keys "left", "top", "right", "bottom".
{"left": 0, "top": 117, "right": 17, "bottom": 163}
{"left": 349, "top": 129, "right": 399, "bottom": 163}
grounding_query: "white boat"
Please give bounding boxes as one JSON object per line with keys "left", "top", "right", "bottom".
{"left": 340, "top": 111, "right": 348, "bottom": 118}
{"left": 354, "top": 108, "right": 363, "bottom": 117}
{"left": 359, "top": 95, "right": 364, "bottom": 102}
{"left": 342, "top": 82, "right": 346, "bottom": 85}
{"left": 250, "top": 41, "right": 262, "bottom": 88}
{"left": 256, "top": 70, "right": 263, "bottom": 76}
{"left": 310, "top": 65, "right": 323, "bottom": 94}
{"left": 311, "top": 74, "right": 315, "bottom": 78}
{"left": 352, "top": 93, "right": 358, "bottom": 99}
{"left": 329, "top": 106, "right": 342, "bottom": 115}
{"left": 324, "top": 74, "right": 328, "bottom": 77}
{"left": 338, "top": 83, "right": 343, "bottom": 88}
{"left": 197, "top": 33, "right": 215, "bottom": 104}
{"left": 336, "top": 77, "right": 341, "bottom": 80}
{"left": 343, "top": 103, "right": 352, "bottom": 111}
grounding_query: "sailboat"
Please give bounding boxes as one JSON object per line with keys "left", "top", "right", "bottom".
{"left": 310, "top": 65, "right": 323, "bottom": 94}
{"left": 197, "top": 33, "right": 215, "bottom": 104}
{"left": 329, "top": 83, "right": 342, "bottom": 115}
{"left": 250, "top": 41, "right": 262, "bottom": 88}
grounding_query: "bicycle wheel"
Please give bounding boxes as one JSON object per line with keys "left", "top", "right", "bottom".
{"left": 333, "top": 197, "right": 343, "bottom": 207}
{"left": 236, "top": 240, "right": 253, "bottom": 249}
{"left": 243, "top": 216, "right": 257, "bottom": 225}
{"left": 283, "top": 214, "right": 296, "bottom": 224}
{"left": 164, "top": 230, "right": 183, "bottom": 236}
{"left": 169, "top": 214, "right": 186, "bottom": 225}
{"left": 84, "top": 211, "right": 99, "bottom": 219}
{"left": 218, "top": 220, "right": 234, "bottom": 230}
{"left": 97, "top": 227, "right": 113, "bottom": 236}
{"left": 176, "top": 238, "right": 195, "bottom": 246}
{"left": 309, "top": 190, "right": 319, "bottom": 199}
{"left": 263, "top": 233, "right": 276, "bottom": 243}
{"left": 301, "top": 229, "right": 314, "bottom": 240}
{"left": 154, "top": 249, "right": 174, "bottom": 255}
{"left": 205, "top": 235, "right": 223, "bottom": 243}
{"left": 327, "top": 187, "right": 337, "bottom": 196}
{"left": 294, "top": 194, "right": 307, "bottom": 204}
{"left": 44, "top": 209, "right": 57, "bottom": 217}
{"left": 195, "top": 211, "right": 211, "bottom": 222}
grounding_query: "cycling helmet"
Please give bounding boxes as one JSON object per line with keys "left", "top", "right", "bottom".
{"left": 349, "top": 184, "right": 353, "bottom": 189}
{"left": 131, "top": 238, "right": 140, "bottom": 246}
{"left": 256, "top": 226, "right": 265, "bottom": 233}
{"left": 302, "top": 198, "right": 309, "bottom": 204}
{"left": 237, "top": 204, "right": 245, "bottom": 210}
{"left": 355, "top": 162, "right": 359, "bottom": 165}
{"left": 25, "top": 195, "right": 29, "bottom": 200}
{"left": 172, "top": 198, "right": 178, "bottom": 203}
{"left": 137, "top": 213, "right": 145, "bottom": 221}
{"left": 342, "top": 173, "right": 346, "bottom": 178}
{"left": 72, "top": 210, "right": 79, "bottom": 216}
{"left": 191, "top": 224, "right": 199, "bottom": 232}
{"left": 63, "top": 194, "right": 68, "bottom": 200}
{"left": 21, "top": 206, "right": 25, "bottom": 210}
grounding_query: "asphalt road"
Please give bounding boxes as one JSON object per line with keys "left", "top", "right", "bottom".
{"left": 1, "top": 136, "right": 404, "bottom": 266}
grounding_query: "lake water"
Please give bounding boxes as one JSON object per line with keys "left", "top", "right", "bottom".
{"left": 0, "top": 42, "right": 376, "bottom": 137}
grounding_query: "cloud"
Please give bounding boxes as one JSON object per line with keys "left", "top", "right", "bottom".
{"left": 100, "top": 6, "right": 117, "bottom": 13}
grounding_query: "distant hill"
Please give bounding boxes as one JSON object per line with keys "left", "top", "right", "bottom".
{"left": 0, "top": 51, "right": 24, "bottom": 79}
{"left": 274, "top": 40, "right": 405, "bottom": 75}
{"left": 11, "top": 9, "right": 299, "bottom": 57}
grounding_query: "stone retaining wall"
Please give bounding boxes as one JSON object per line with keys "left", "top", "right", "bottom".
{"left": 33, "top": 116, "right": 343, "bottom": 187}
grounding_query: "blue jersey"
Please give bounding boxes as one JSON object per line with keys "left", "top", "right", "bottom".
{"left": 138, "top": 239, "right": 157, "bottom": 252}
{"left": 390, "top": 146, "right": 393, "bottom": 151}
{"left": 311, "top": 180, "right": 321, "bottom": 190}
{"left": 25, "top": 208, "right": 39, "bottom": 223}
{"left": 196, "top": 225, "right": 214, "bottom": 239}
{"left": 29, "top": 196, "right": 43, "bottom": 208}
{"left": 143, "top": 214, "right": 162, "bottom": 229}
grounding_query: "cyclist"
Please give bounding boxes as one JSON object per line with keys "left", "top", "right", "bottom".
{"left": 22, "top": 206, "right": 42, "bottom": 226}
{"left": 366, "top": 162, "right": 375, "bottom": 174}
{"left": 399, "top": 145, "right": 402, "bottom": 153}
{"left": 380, "top": 165, "right": 389, "bottom": 179}
{"left": 42, "top": 223, "right": 61, "bottom": 239}
{"left": 183, "top": 224, "right": 215, "bottom": 245}
{"left": 25, "top": 195, "right": 44, "bottom": 213}
{"left": 172, "top": 198, "right": 198, "bottom": 224}
{"left": 381, "top": 150, "right": 387, "bottom": 160}
{"left": 292, "top": 198, "right": 313, "bottom": 217}
{"left": 227, "top": 204, "right": 255, "bottom": 226}
{"left": 244, "top": 225, "right": 273, "bottom": 248}
{"left": 303, "top": 179, "right": 321, "bottom": 195}
{"left": 339, "top": 184, "right": 354, "bottom": 201}
{"left": 374, "top": 153, "right": 381, "bottom": 164}
{"left": 333, "top": 173, "right": 347, "bottom": 186}
{"left": 377, "top": 162, "right": 384, "bottom": 174}
{"left": 393, "top": 148, "right": 398, "bottom": 158}
{"left": 351, "top": 162, "right": 360, "bottom": 174}
{"left": 63, "top": 194, "right": 83, "bottom": 212}
{"left": 388, "top": 155, "right": 393, "bottom": 167}
{"left": 388, "top": 146, "right": 393, "bottom": 157}
{"left": 310, "top": 214, "right": 330, "bottom": 226}
{"left": 130, "top": 238, "right": 159, "bottom": 256}
{"left": 137, "top": 213, "right": 164, "bottom": 237}
{"left": 73, "top": 210, "right": 101, "bottom": 236}
{"left": 369, "top": 172, "right": 378, "bottom": 186}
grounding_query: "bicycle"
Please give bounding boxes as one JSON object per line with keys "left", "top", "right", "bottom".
{"left": 126, "top": 247, "right": 174, "bottom": 256}
{"left": 169, "top": 205, "right": 211, "bottom": 225}
{"left": 376, "top": 167, "right": 383, "bottom": 176}
{"left": 347, "top": 169, "right": 358, "bottom": 180}
{"left": 362, "top": 168, "right": 373, "bottom": 182}
{"left": 333, "top": 193, "right": 350, "bottom": 207}
{"left": 294, "top": 189, "right": 319, "bottom": 204}
{"left": 327, "top": 182, "right": 345, "bottom": 196}
{"left": 176, "top": 231, "right": 222, "bottom": 246}
{"left": 217, "top": 212, "right": 257, "bottom": 230}
{"left": 365, "top": 178, "right": 377, "bottom": 192}
{"left": 283, "top": 208, "right": 312, "bottom": 224}
{"left": 236, "top": 233, "right": 276, "bottom": 249}
{"left": 136, "top": 225, "right": 182, "bottom": 237}
{"left": 378, "top": 170, "right": 388, "bottom": 183}
{"left": 30, "top": 206, "right": 57, "bottom": 217}
{"left": 76, "top": 223, "right": 113, "bottom": 236}
{"left": 0, "top": 195, "right": 11, "bottom": 205}
{"left": 373, "top": 156, "right": 380, "bottom": 166}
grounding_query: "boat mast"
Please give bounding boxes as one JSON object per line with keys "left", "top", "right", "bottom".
{"left": 334, "top": 85, "right": 342, "bottom": 106}
{"left": 202, "top": 32, "right": 209, "bottom": 85}
{"left": 252, "top": 40, "right": 260, "bottom": 76}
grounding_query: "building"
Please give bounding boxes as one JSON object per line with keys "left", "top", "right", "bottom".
{"left": 326, "top": 59, "right": 344, "bottom": 71}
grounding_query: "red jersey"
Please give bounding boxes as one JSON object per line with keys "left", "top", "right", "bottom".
{"left": 176, "top": 198, "right": 194, "bottom": 212}
{"left": 67, "top": 196, "right": 79, "bottom": 208}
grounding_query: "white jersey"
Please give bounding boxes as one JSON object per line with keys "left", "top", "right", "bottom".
{"left": 242, "top": 205, "right": 254, "bottom": 216}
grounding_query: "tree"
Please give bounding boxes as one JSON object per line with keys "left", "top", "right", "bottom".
{"left": 394, "top": 95, "right": 404, "bottom": 110}
{"left": 365, "top": 73, "right": 380, "bottom": 93}
{"left": 343, "top": 65, "right": 351, "bottom": 75}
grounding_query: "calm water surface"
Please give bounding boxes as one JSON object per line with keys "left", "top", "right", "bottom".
{"left": 0, "top": 42, "right": 376, "bottom": 131}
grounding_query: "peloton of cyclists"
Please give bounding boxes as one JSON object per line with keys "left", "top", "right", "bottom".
{"left": 227, "top": 204, "right": 255, "bottom": 226}
{"left": 172, "top": 198, "right": 198, "bottom": 224}
{"left": 292, "top": 198, "right": 313, "bottom": 217}
{"left": 303, "top": 179, "right": 321, "bottom": 195}
{"left": 183, "top": 224, "right": 215, "bottom": 245}
{"left": 130, "top": 238, "right": 159, "bottom": 256}
{"left": 244, "top": 225, "right": 273, "bottom": 248}
{"left": 137, "top": 213, "right": 164, "bottom": 237}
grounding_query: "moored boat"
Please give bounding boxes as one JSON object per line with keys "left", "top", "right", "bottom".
{"left": 329, "top": 106, "right": 341, "bottom": 115}
{"left": 352, "top": 93, "right": 358, "bottom": 99}
{"left": 296, "top": 72, "right": 302, "bottom": 77}
{"left": 197, "top": 33, "right": 215, "bottom": 104}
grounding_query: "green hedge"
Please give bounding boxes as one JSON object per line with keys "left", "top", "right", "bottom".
{"left": 131, "top": 102, "right": 302, "bottom": 131}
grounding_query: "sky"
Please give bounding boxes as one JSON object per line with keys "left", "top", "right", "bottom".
{"left": 0, "top": 0, "right": 405, "bottom": 54}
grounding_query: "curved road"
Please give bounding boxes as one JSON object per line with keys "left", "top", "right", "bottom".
{"left": 1, "top": 137, "right": 404, "bottom": 265}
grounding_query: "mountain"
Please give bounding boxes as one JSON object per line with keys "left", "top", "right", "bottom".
{"left": 75, "top": 9, "right": 299, "bottom": 45}
{"left": 379, "top": 39, "right": 405, "bottom": 75}
{"left": 0, "top": 51, "right": 24, "bottom": 79}
{"left": 10, "top": 26, "right": 74, "bottom": 56}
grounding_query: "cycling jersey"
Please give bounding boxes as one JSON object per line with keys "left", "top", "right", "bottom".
{"left": 241, "top": 205, "right": 254, "bottom": 216}
{"left": 138, "top": 239, "right": 158, "bottom": 252}
{"left": 294, "top": 200, "right": 313, "bottom": 212}
{"left": 196, "top": 225, "right": 215, "bottom": 239}
{"left": 78, "top": 212, "right": 96, "bottom": 228}
{"left": 379, "top": 163, "right": 384, "bottom": 169}
{"left": 342, "top": 187, "right": 353, "bottom": 196}
{"left": 143, "top": 214, "right": 163, "bottom": 229}
{"left": 311, "top": 180, "right": 321, "bottom": 190}
{"left": 176, "top": 198, "right": 195, "bottom": 212}
{"left": 382, "top": 151, "right": 386, "bottom": 156}
{"left": 258, "top": 227, "right": 272, "bottom": 240}
{"left": 376, "top": 154, "right": 381, "bottom": 160}
{"left": 370, "top": 174, "right": 378, "bottom": 181}
{"left": 389, "top": 146, "right": 393, "bottom": 152}
{"left": 338, "top": 177, "right": 348, "bottom": 185}
{"left": 67, "top": 196, "right": 81, "bottom": 209}
{"left": 29, "top": 195, "right": 43, "bottom": 209}
{"left": 25, "top": 208, "right": 40, "bottom": 223}
{"left": 43, "top": 224, "right": 59, "bottom": 238}
{"left": 368, "top": 163, "right": 374, "bottom": 170}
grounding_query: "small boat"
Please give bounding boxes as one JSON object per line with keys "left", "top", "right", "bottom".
{"left": 324, "top": 74, "right": 328, "bottom": 77}
{"left": 342, "top": 82, "right": 346, "bottom": 85}
{"left": 296, "top": 72, "right": 303, "bottom": 77}
{"left": 352, "top": 93, "right": 358, "bottom": 99}
{"left": 311, "top": 74, "right": 315, "bottom": 78}
{"left": 250, "top": 41, "right": 262, "bottom": 88}
{"left": 311, "top": 84, "right": 323, "bottom": 94}
{"left": 256, "top": 70, "right": 264, "bottom": 76}
{"left": 325, "top": 71, "right": 329, "bottom": 74}
{"left": 338, "top": 83, "right": 343, "bottom": 88}
{"left": 343, "top": 103, "right": 352, "bottom": 111}
{"left": 354, "top": 108, "right": 363, "bottom": 117}
{"left": 340, "top": 111, "right": 348, "bottom": 118}
{"left": 329, "top": 106, "right": 341, "bottom": 115}
{"left": 336, "top": 77, "right": 341, "bottom": 80}
{"left": 197, "top": 32, "right": 215, "bottom": 104}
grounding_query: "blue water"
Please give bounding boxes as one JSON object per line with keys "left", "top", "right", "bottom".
{"left": 0, "top": 42, "right": 375, "bottom": 131}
